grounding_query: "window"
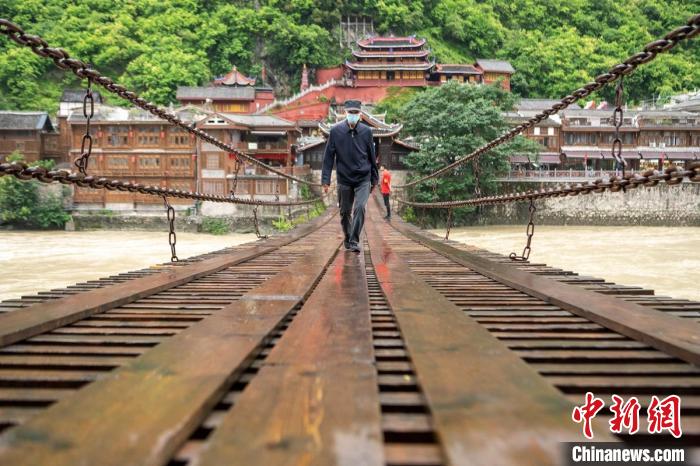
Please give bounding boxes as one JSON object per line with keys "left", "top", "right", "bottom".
{"left": 203, "top": 180, "right": 225, "bottom": 195}
{"left": 138, "top": 156, "right": 160, "bottom": 168}
{"left": 564, "top": 133, "right": 597, "bottom": 145}
{"left": 107, "top": 126, "right": 129, "bottom": 146}
{"left": 206, "top": 154, "right": 220, "bottom": 169}
{"left": 169, "top": 130, "right": 190, "bottom": 146}
{"left": 169, "top": 157, "right": 190, "bottom": 169}
{"left": 548, "top": 127, "right": 554, "bottom": 136}
{"left": 534, "top": 127, "right": 540, "bottom": 136}
{"left": 107, "top": 156, "right": 129, "bottom": 169}
{"left": 137, "top": 126, "right": 160, "bottom": 146}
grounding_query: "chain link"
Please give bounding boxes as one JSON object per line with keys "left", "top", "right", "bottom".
{"left": 253, "top": 206, "right": 268, "bottom": 239}
{"left": 444, "top": 208, "right": 453, "bottom": 241}
{"left": 396, "top": 13, "right": 700, "bottom": 189}
{"left": 611, "top": 76, "right": 627, "bottom": 185}
{"left": 74, "top": 78, "right": 94, "bottom": 175}
{"left": 162, "top": 196, "right": 178, "bottom": 262}
{"left": 396, "top": 162, "right": 700, "bottom": 209}
{"left": 229, "top": 156, "right": 242, "bottom": 198}
{"left": 509, "top": 198, "right": 536, "bottom": 262}
{"left": 0, "top": 18, "right": 322, "bottom": 188}
{"left": 0, "top": 162, "right": 324, "bottom": 207}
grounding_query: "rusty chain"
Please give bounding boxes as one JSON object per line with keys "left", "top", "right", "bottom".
{"left": 472, "top": 159, "right": 481, "bottom": 198}
{"left": 444, "top": 208, "right": 453, "bottom": 241}
{"left": 396, "top": 13, "right": 700, "bottom": 189}
{"left": 253, "top": 206, "right": 268, "bottom": 239}
{"left": 0, "top": 18, "right": 322, "bottom": 188}
{"left": 229, "top": 156, "right": 242, "bottom": 198}
{"left": 611, "top": 76, "right": 627, "bottom": 183}
{"left": 509, "top": 198, "right": 536, "bottom": 262}
{"left": 0, "top": 162, "right": 325, "bottom": 207}
{"left": 396, "top": 163, "right": 700, "bottom": 209}
{"left": 74, "top": 79, "right": 94, "bottom": 175}
{"left": 162, "top": 196, "right": 178, "bottom": 262}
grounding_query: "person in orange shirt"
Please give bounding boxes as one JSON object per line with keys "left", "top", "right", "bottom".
{"left": 380, "top": 165, "right": 391, "bottom": 220}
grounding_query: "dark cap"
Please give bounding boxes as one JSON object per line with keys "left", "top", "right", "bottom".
{"left": 344, "top": 100, "right": 361, "bottom": 110}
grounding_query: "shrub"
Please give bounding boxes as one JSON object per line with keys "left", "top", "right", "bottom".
{"left": 201, "top": 218, "right": 229, "bottom": 235}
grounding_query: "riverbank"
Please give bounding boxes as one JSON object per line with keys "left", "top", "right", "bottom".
{"left": 430, "top": 224, "right": 700, "bottom": 302}
{"left": 465, "top": 183, "right": 700, "bottom": 226}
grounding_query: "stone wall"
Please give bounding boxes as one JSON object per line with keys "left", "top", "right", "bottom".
{"left": 474, "top": 183, "right": 700, "bottom": 226}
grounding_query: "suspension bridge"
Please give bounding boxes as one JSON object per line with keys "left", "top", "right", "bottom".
{"left": 0, "top": 14, "right": 698, "bottom": 466}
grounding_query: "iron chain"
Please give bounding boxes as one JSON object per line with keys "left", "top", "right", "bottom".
{"left": 445, "top": 208, "right": 453, "bottom": 241}
{"left": 253, "top": 206, "right": 268, "bottom": 239}
{"left": 396, "top": 163, "right": 700, "bottom": 209}
{"left": 75, "top": 78, "right": 94, "bottom": 175}
{"left": 162, "top": 196, "right": 178, "bottom": 262}
{"left": 0, "top": 162, "right": 323, "bottom": 207}
{"left": 611, "top": 76, "right": 627, "bottom": 183}
{"left": 0, "top": 18, "right": 322, "bottom": 188}
{"left": 509, "top": 198, "right": 536, "bottom": 262}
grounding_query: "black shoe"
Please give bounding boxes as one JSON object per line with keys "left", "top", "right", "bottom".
{"left": 344, "top": 241, "right": 351, "bottom": 250}
{"left": 350, "top": 245, "right": 361, "bottom": 253}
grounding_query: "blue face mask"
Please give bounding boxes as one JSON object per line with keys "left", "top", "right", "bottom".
{"left": 347, "top": 113, "right": 360, "bottom": 125}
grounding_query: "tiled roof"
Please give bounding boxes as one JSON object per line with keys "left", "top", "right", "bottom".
{"left": 475, "top": 59, "right": 515, "bottom": 73}
{"left": 219, "top": 113, "right": 295, "bottom": 128}
{"left": 61, "top": 89, "right": 104, "bottom": 104}
{"left": 0, "top": 111, "right": 54, "bottom": 131}
{"left": 517, "top": 99, "right": 581, "bottom": 111}
{"left": 435, "top": 64, "right": 481, "bottom": 74}
{"left": 176, "top": 86, "right": 256, "bottom": 101}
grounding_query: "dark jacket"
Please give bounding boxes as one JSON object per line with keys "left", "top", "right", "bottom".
{"left": 321, "top": 120, "right": 378, "bottom": 187}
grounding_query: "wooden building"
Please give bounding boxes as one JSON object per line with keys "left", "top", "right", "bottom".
{"left": 195, "top": 112, "right": 299, "bottom": 198}
{"left": 56, "top": 89, "right": 104, "bottom": 165}
{"left": 344, "top": 36, "right": 435, "bottom": 87}
{"left": 68, "top": 105, "right": 203, "bottom": 210}
{"left": 177, "top": 65, "right": 274, "bottom": 114}
{"left": 0, "top": 112, "right": 61, "bottom": 164}
{"left": 474, "top": 59, "right": 515, "bottom": 91}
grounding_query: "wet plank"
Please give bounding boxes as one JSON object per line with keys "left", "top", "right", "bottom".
{"left": 390, "top": 206, "right": 700, "bottom": 366}
{"left": 0, "top": 208, "right": 335, "bottom": 348}
{"left": 195, "top": 247, "right": 384, "bottom": 466}
{"left": 365, "top": 199, "right": 607, "bottom": 466}
{"left": 0, "top": 223, "right": 341, "bottom": 466}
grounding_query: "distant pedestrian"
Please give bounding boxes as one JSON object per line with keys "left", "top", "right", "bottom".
{"left": 321, "top": 100, "right": 378, "bottom": 253}
{"left": 380, "top": 165, "right": 391, "bottom": 219}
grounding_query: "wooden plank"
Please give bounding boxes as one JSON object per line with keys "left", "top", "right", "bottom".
{"left": 0, "top": 225, "right": 342, "bottom": 466}
{"left": 195, "top": 247, "right": 384, "bottom": 466}
{"left": 0, "top": 208, "right": 336, "bottom": 348}
{"left": 365, "top": 200, "right": 608, "bottom": 466}
{"left": 388, "top": 204, "right": 700, "bottom": 366}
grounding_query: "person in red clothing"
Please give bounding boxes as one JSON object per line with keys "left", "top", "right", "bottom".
{"left": 380, "top": 165, "right": 391, "bottom": 220}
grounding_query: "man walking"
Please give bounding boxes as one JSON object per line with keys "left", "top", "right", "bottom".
{"left": 380, "top": 165, "right": 391, "bottom": 219}
{"left": 322, "top": 100, "right": 378, "bottom": 253}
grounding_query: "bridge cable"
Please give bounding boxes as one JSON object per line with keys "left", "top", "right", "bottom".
{"left": 0, "top": 18, "right": 322, "bottom": 189}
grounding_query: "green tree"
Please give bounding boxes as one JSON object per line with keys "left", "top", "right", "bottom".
{"left": 394, "top": 81, "right": 539, "bottom": 225}
{"left": 0, "top": 153, "right": 71, "bottom": 229}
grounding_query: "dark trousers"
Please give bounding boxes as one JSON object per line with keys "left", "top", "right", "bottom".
{"left": 382, "top": 193, "right": 391, "bottom": 217}
{"left": 338, "top": 181, "right": 370, "bottom": 248}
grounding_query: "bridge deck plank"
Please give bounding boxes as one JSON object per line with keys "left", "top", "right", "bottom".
{"left": 0, "top": 223, "right": 340, "bottom": 466}
{"left": 195, "top": 243, "right": 384, "bottom": 466}
{"left": 364, "top": 199, "right": 594, "bottom": 466}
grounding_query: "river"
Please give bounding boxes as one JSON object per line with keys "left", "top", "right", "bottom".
{"left": 430, "top": 225, "right": 700, "bottom": 302}
{"left": 0, "top": 230, "right": 257, "bottom": 302}
{"left": 1, "top": 227, "right": 698, "bottom": 303}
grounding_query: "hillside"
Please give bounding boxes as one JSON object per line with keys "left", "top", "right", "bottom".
{"left": 0, "top": 0, "right": 697, "bottom": 112}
